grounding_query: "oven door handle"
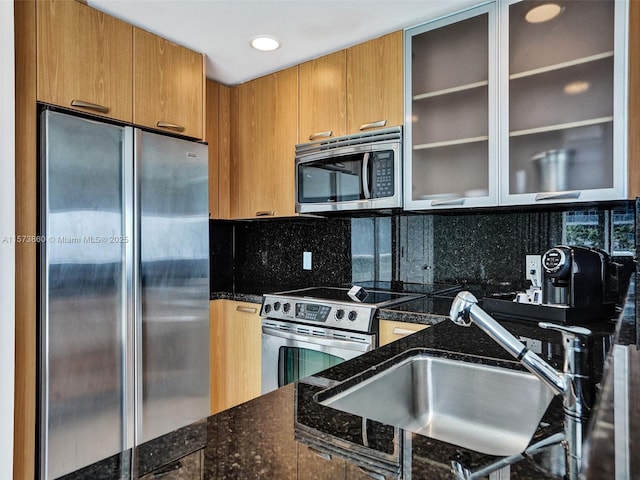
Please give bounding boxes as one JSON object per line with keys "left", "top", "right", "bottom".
{"left": 262, "top": 326, "right": 373, "bottom": 353}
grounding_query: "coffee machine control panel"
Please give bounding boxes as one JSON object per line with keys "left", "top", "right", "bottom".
{"left": 542, "top": 248, "right": 570, "bottom": 277}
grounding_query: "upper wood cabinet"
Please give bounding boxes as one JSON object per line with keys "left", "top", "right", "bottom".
{"left": 299, "top": 50, "right": 347, "bottom": 142}
{"left": 134, "top": 27, "right": 205, "bottom": 140}
{"left": 298, "top": 32, "right": 403, "bottom": 142}
{"left": 233, "top": 67, "right": 298, "bottom": 219}
{"left": 36, "top": 0, "right": 133, "bottom": 122}
{"left": 347, "top": 31, "right": 403, "bottom": 134}
{"left": 206, "top": 79, "right": 232, "bottom": 219}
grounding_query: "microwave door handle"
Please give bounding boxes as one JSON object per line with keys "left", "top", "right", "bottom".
{"left": 362, "top": 152, "right": 371, "bottom": 199}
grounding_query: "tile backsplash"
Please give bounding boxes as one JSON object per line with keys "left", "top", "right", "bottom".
{"left": 210, "top": 201, "right": 636, "bottom": 296}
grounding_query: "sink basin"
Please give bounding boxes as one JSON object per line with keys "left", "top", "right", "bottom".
{"left": 316, "top": 350, "right": 556, "bottom": 457}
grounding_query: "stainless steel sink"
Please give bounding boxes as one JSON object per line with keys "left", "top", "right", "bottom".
{"left": 317, "top": 350, "right": 556, "bottom": 457}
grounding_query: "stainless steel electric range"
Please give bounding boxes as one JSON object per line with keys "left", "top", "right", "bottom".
{"left": 260, "top": 286, "right": 428, "bottom": 395}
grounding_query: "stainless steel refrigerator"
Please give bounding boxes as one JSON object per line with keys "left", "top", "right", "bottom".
{"left": 39, "top": 109, "right": 210, "bottom": 479}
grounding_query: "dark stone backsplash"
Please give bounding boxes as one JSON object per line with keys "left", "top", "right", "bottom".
{"left": 210, "top": 201, "right": 636, "bottom": 297}
{"left": 430, "top": 209, "right": 564, "bottom": 286}
{"left": 211, "top": 217, "right": 352, "bottom": 294}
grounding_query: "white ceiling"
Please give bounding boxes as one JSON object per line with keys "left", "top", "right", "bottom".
{"left": 87, "top": 0, "right": 480, "bottom": 86}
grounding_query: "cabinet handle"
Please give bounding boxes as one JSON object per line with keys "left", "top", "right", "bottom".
{"left": 357, "top": 466, "right": 387, "bottom": 480}
{"left": 392, "top": 327, "right": 418, "bottom": 336}
{"left": 431, "top": 197, "right": 465, "bottom": 206}
{"left": 255, "top": 211, "right": 275, "bottom": 217}
{"left": 307, "top": 446, "right": 332, "bottom": 461}
{"left": 359, "top": 120, "right": 387, "bottom": 131}
{"left": 309, "top": 131, "right": 333, "bottom": 141}
{"left": 156, "top": 121, "right": 185, "bottom": 133}
{"left": 236, "top": 306, "right": 257, "bottom": 314}
{"left": 70, "top": 99, "right": 109, "bottom": 114}
{"left": 534, "top": 191, "right": 581, "bottom": 201}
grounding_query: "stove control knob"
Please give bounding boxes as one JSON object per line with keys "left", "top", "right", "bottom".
{"left": 283, "top": 303, "right": 291, "bottom": 313}
{"left": 274, "top": 301, "right": 281, "bottom": 311}
{"left": 263, "top": 304, "right": 272, "bottom": 315}
{"left": 348, "top": 310, "right": 357, "bottom": 322}
{"left": 335, "top": 308, "right": 345, "bottom": 320}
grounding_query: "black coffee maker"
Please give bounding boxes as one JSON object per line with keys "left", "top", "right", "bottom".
{"left": 541, "top": 245, "right": 609, "bottom": 307}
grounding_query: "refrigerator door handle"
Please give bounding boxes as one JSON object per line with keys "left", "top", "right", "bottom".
{"left": 123, "top": 126, "right": 137, "bottom": 453}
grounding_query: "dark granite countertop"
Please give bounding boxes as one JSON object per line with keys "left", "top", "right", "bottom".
{"left": 61, "top": 283, "right": 634, "bottom": 480}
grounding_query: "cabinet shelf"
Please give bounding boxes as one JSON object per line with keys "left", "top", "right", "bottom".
{"left": 413, "top": 80, "right": 488, "bottom": 101}
{"left": 509, "top": 116, "right": 613, "bottom": 138}
{"left": 414, "top": 135, "right": 488, "bottom": 151}
{"left": 509, "top": 51, "right": 614, "bottom": 81}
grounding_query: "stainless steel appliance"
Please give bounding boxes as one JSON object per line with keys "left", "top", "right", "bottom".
{"left": 295, "top": 127, "right": 402, "bottom": 214}
{"left": 541, "top": 245, "right": 609, "bottom": 307}
{"left": 260, "top": 286, "right": 422, "bottom": 394}
{"left": 39, "top": 109, "right": 210, "bottom": 479}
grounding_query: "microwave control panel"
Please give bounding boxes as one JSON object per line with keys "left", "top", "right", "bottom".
{"left": 371, "top": 153, "right": 395, "bottom": 198}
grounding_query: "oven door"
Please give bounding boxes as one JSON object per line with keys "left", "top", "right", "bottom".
{"left": 261, "top": 320, "right": 374, "bottom": 394}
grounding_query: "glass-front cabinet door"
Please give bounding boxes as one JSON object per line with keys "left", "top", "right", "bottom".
{"left": 404, "top": 0, "right": 627, "bottom": 211}
{"left": 501, "top": 0, "right": 627, "bottom": 205}
{"left": 404, "top": 4, "right": 498, "bottom": 210}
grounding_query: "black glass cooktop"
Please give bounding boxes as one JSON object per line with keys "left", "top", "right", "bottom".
{"left": 273, "top": 283, "right": 459, "bottom": 308}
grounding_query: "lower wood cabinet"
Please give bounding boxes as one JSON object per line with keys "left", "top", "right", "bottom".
{"left": 379, "top": 320, "right": 429, "bottom": 346}
{"left": 209, "top": 300, "right": 262, "bottom": 415}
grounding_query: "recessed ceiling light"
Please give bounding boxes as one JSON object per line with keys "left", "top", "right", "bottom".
{"left": 250, "top": 35, "right": 281, "bottom": 52}
{"left": 525, "top": 3, "right": 563, "bottom": 23}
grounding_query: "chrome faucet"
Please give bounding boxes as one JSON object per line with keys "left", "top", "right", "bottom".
{"left": 449, "top": 291, "right": 592, "bottom": 480}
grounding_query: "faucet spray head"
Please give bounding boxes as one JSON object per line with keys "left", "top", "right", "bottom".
{"left": 449, "top": 291, "right": 478, "bottom": 326}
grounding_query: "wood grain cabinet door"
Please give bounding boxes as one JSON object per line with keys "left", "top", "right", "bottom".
{"left": 36, "top": 0, "right": 133, "bottom": 122}
{"left": 378, "top": 320, "right": 428, "bottom": 346}
{"left": 346, "top": 31, "right": 403, "bottom": 134}
{"left": 235, "top": 67, "right": 298, "bottom": 219}
{"left": 299, "top": 50, "right": 347, "bottom": 143}
{"left": 134, "top": 27, "right": 204, "bottom": 140}
{"left": 209, "top": 300, "right": 262, "bottom": 415}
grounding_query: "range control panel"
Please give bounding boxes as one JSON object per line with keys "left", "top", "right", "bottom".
{"left": 260, "top": 295, "right": 376, "bottom": 333}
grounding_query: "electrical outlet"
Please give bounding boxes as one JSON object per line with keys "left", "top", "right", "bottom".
{"left": 303, "top": 251, "right": 312, "bottom": 270}
{"left": 519, "top": 336, "right": 543, "bottom": 354}
{"left": 526, "top": 254, "right": 542, "bottom": 287}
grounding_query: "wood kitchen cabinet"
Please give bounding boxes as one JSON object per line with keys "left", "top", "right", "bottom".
{"left": 134, "top": 27, "right": 205, "bottom": 140}
{"left": 206, "top": 79, "right": 232, "bottom": 219}
{"left": 299, "top": 50, "right": 347, "bottom": 142}
{"left": 209, "top": 300, "right": 262, "bottom": 415}
{"left": 346, "top": 31, "right": 403, "bottom": 134}
{"left": 379, "top": 320, "right": 428, "bottom": 346}
{"left": 36, "top": 0, "right": 133, "bottom": 122}
{"left": 298, "top": 32, "right": 403, "bottom": 142}
{"left": 233, "top": 66, "right": 298, "bottom": 219}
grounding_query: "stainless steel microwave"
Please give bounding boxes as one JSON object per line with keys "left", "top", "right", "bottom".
{"left": 295, "top": 127, "right": 402, "bottom": 213}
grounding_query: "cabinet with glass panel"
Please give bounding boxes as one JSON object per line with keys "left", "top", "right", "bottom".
{"left": 404, "top": 3, "right": 497, "bottom": 209}
{"left": 404, "top": 0, "right": 628, "bottom": 210}
{"left": 501, "top": 0, "right": 627, "bottom": 205}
